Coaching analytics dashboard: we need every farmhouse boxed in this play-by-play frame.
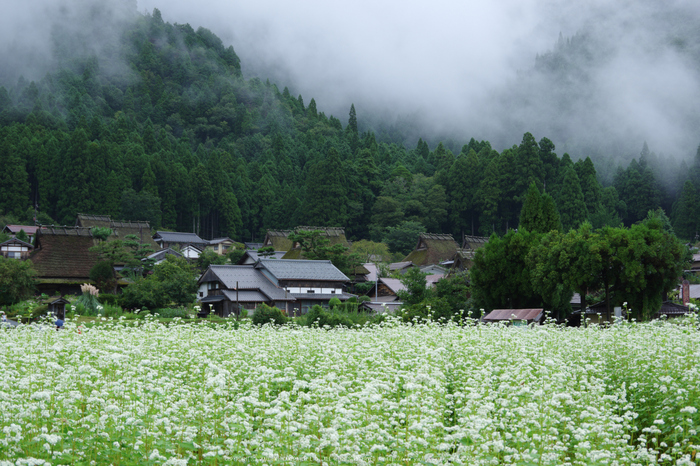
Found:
[0,237,33,260]
[403,233,459,266]
[198,259,353,317]
[30,226,100,295]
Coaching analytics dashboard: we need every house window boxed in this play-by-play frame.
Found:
[307,289,315,293]
[199,292,204,297]
[330,290,335,294]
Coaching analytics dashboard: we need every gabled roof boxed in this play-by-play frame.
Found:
[461,235,489,250]
[256,259,350,282]
[0,238,34,249]
[30,228,99,280]
[3,225,42,235]
[266,226,350,257]
[263,230,293,250]
[154,231,207,245]
[146,247,183,263]
[379,277,407,295]
[208,237,233,245]
[200,265,289,301]
[75,214,157,248]
[403,233,459,266]
[389,261,415,272]
[238,250,286,264]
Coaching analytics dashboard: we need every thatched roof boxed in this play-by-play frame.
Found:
[76,214,157,249]
[267,226,350,259]
[403,233,458,266]
[263,230,293,251]
[30,227,99,281]
[461,235,489,250]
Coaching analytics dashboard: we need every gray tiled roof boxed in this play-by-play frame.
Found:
[154,231,206,244]
[208,265,289,300]
[239,250,287,264]
[257,259,349,282]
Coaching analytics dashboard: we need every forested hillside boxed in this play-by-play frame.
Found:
[1,7,700,245]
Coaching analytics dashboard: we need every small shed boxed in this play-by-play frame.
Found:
[482,308,544,325]
[48,297,70,320]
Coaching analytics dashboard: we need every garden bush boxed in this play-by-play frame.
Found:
[252,304,287,325]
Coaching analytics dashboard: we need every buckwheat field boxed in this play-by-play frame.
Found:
[1,318,699,465]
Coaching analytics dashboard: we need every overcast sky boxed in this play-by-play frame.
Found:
[1,0,699,158]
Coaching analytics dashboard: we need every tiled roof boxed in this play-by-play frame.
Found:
[3,225,42,235]
[222,289,292,303]
[238,250,286,264]
[208,237,233,245]
[30,228,99,280]
[205,265,289,300]
[379,278,407,295]
[257,259,349,282]
[483,309,544,322]
[154,231,207,245]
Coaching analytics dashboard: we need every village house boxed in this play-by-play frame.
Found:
[153,231,208,251]
[0,238,34,260]
[29,226,101,295]
[208,237,236,255]
[76,214,157,249]
[446,235,490,271]
[403,233,459,267]
[262,227,350,259]
[2,225,42,243]
[198,259,353,317]
[237,249,286,264]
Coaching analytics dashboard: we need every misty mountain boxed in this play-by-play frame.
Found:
[2,3,700,244]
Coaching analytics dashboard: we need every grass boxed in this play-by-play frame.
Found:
[0,317,699,465]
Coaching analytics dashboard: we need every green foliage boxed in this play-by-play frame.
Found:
[471,229,543,311]
[0,257,36,305]
[89,260,117,293]
[227,248,246,264]
[303,305,353,328]
[90,227,113,242]
[197,248,227,270]
[252,304,288,325]
[384,221,423,255]
[15,229,29,243]
[121,256,197,310]
[397,267,430,306]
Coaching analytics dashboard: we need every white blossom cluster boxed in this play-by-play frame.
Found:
[0,317,699,465]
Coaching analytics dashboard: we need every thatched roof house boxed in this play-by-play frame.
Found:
[263,226,349,259]
[76,214,157,249]
[30,226,100,295]
[403,233,458,266]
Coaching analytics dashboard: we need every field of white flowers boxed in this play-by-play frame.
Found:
[1,317,699,466]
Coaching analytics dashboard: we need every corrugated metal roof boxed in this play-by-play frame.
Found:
[257,259,349,282]
[483,309,544,322]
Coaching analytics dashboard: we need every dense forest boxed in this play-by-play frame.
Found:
[1,7,700,247]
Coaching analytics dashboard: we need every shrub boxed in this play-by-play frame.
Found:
[304,305,353,328]
[252,304,288,326]
[0,257,36,305]
[328,297,342,309]
[99,293,119,306]
[90,260,117,293]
